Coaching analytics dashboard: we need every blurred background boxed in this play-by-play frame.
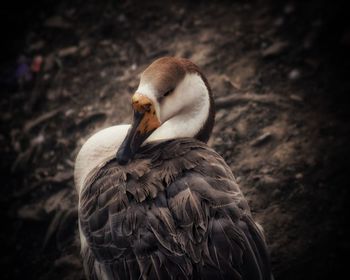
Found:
[1,0,349,279]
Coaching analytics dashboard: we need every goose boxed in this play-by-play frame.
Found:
[74,57,272,280]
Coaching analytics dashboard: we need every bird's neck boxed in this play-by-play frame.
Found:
[145,74,211,143]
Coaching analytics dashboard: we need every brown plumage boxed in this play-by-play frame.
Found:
[79,139,271,279]
[76,57,272,280]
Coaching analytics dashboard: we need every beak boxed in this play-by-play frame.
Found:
[116,93,160,164]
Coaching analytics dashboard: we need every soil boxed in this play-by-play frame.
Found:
[1,0,350,280]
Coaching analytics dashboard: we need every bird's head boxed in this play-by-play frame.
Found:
[116,57,215,164]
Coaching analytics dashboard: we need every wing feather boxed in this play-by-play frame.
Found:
[78,138,272,280]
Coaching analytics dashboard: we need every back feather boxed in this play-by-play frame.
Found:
[78,138,272,280]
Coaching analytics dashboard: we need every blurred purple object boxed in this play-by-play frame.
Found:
[16,55,33,86]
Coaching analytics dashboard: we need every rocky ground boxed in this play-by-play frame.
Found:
[1,0,350,279]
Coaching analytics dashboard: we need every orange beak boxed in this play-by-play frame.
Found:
[116,93,160,164]
[131,93,161,134]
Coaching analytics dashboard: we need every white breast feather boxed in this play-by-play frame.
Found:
[74,125,130,195]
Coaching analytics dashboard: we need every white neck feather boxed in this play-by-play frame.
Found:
[145,73,209,143]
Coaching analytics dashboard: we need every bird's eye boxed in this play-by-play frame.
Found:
[163,89,173,97]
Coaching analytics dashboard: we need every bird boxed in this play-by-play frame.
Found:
[74,57,272,280]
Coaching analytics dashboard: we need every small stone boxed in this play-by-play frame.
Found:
[43,73,51,80]
[65,109,75,117]
[289,94,303,102]
[274,17,284,26]
[31,134,45,146]
[117,14,127,22]
[58,46,78,57]
[251,132,273,147]
[262,41,289,57]
[288,69,301,80]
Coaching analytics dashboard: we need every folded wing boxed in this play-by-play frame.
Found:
[78,139,272,280]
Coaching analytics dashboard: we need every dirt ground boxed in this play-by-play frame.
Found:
[1,0,350,279]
